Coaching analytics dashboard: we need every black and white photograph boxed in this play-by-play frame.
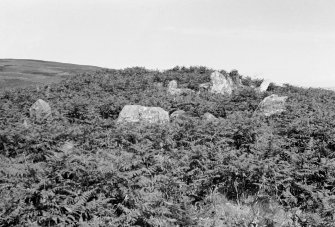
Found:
[1,0,335,226]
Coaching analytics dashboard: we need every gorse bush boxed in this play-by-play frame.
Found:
[1,67,335,226]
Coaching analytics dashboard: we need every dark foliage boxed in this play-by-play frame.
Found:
[1,66,335,226]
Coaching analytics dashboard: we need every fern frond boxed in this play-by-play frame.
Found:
[70,189,96,214]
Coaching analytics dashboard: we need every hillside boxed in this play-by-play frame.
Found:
[1,66,335,226]
[0,59,103,89]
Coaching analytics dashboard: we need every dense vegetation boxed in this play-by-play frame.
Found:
[1,66,335,226]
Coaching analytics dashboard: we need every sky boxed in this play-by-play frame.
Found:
[1,0,335,87]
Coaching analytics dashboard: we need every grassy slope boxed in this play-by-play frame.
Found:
[0,59,103,89]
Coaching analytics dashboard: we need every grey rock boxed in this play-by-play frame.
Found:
[167,80,194,95]
[256,94,288,116]
[29,99,51,122]
[230,70,242,87]
[117,105,169,124]
[199,82,211,91]
[168,80,178,90]
[54,141,75,159]
[257,80,271,92]
[170,110,188,121]
[154,82,163,89]
[45,85,51,98]
[60,141,74,154]
[23,119,29,128]
[202,112,217,121]
[210,71,240,95]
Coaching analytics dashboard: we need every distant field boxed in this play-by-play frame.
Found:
[324,87,335,91]
[0,59,103,89]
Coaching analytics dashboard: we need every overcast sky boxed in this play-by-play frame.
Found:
[1,0,335,87]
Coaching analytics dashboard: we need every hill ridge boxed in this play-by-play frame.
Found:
[0,59,104,89]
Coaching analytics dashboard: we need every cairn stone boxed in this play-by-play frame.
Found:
[45,85,51,98]
[199,82,211,91]
[117,105,169,124]
[255,94,288,116]
[258,80,271,92]
[210,71,240,95]
[230,70,242,86]
[29,99,51,122]
[154,82,163,89]
[60,141,74,154]
[202,112,217,121]
[167,80,194,95]
[23,119,29,128]
[170,110,189,121]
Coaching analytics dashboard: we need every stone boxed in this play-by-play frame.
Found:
[54,141,75,159]
[255,94,288,116]
[258,80,271,92]
[168,80,178,90]
[45,85,51,98]
[167,80,194,95]
[210,71,240,95]
[275,83,284,87]
[60,141,74,154]
[229,70,242,86]
[202,112,217,121]
[154,82,163,89]
[117,105,169,124]
[23,119,29,128]
[199,82,211,91]
[170,110,188,121]
[29,99,51,122]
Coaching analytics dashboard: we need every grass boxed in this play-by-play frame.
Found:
[0,59,103,89]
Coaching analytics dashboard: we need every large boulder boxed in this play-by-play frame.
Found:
[255,94,288,116]
[117,105,169,124]
[210,71,241,95]
[257,80,271,92]
[167,80,194,95]
[29,99,51,122]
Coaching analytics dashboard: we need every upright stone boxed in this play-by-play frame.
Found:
[258,80,271,92]
[168,80,181,95]
[230,70,242,87]
[167,80,194,95]
[210,71,235,95]
[256,94,288,116]
[117,105,169,124]
[23,119,29,128]
[45,85,51,98]
[29,99,51,122]
[168,80,178,90]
